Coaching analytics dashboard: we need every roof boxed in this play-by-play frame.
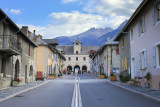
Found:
[27,31,47,46]
[0,8,37,47]
[43,39,59,45]
[114,0,148,41]
[57,45,99,55]
[73,39,82,44]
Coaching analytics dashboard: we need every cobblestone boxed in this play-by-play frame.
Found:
[0,80,47,100]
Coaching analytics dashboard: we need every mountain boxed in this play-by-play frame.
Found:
[54,20,128,46]
[96,20,128,46]
[54,27,113,46]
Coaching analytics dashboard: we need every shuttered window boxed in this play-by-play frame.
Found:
[139,50,147,70]
[158,45,160,66]
[153,1,160,24]
[138,16,145,35]
[153,46,156,67]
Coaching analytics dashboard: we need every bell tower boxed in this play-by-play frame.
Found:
[73,38,82,54]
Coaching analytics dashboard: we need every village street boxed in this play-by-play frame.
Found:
[0,73,159,107]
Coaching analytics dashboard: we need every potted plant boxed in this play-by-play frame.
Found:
[12,78,21,87]
[144,72,151,88]
[49,73,56,79]
[130,79,136,85]
[110,73,117,81]
[58,73,62,78]
[100,72,106,79]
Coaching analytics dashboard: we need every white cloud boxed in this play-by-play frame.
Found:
[10,9,21,15]
[84,0,142,17]
[19,11,126,39]
[62,0,78,3]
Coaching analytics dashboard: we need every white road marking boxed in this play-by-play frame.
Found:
[71,75,82,107]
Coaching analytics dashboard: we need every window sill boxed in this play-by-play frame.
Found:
[156,66,160,69]
[155,20,160,26]
[139,33,144,37]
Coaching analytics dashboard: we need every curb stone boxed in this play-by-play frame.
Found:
[0,81,48,103]
[107,81,160,103]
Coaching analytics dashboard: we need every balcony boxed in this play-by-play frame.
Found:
[0,35,22,56]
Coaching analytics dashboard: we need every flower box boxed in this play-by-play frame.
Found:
[12,81,19,87]
[110,75,117,81]
[49,75,54,79]
[100,75,105,79]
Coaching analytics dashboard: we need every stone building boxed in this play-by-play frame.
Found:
[90,37,120,77]
[57,39,99,73]
[0,9,37,89]
[21,27,65,78]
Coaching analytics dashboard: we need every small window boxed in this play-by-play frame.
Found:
[141,51,145,69]
[139,50,147,69]
[153,2,160,24]
[122,38,124,48]
[76,57,78,61]
[76,51,78,54]
[130,29,133,42]
[83,57,86,61]
[28,45,30,56]
[76,43,79,45]
[138,16,145,35]
[158,45,160,66]
[68,57,71,61]
[116,45,119,54]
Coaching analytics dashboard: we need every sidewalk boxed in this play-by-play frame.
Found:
[0,80,48,102]
[88,73,160,102]
[109,81,160,102]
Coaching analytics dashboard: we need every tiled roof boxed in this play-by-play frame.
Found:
[57,46,99,55]
[43,39,58,44]
[73,40,81,44]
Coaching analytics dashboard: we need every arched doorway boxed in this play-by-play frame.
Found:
[74,65,80,72]
[67,65,72,72]
[15,60,20,79]
[82,65,87,72]
[29,65,33,76]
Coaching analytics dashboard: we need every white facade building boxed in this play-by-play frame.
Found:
[57,40,99,73]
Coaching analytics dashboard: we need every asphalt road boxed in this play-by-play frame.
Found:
[0,73,160,107]
[0,82,74,107]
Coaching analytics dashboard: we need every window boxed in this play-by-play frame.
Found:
[68,57,71,61]
[83,57,86,61]
[76,43,79,45]
[139,50,147,70]
[76,51,78,54]
[76,57,78,61]
[158,45,160,66]
[153,1,160,24]
[28,45,30,56]
[153,44,160,67]
[116,45,119,54]
[122,38,124,48]
[138,16,145,35]
[130,29,133,42]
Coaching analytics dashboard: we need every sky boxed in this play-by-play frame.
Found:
[0,0,142,38]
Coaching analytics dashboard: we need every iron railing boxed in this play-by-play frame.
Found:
[0,35,22,54]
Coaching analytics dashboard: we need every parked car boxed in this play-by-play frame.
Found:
[36,71,44,81]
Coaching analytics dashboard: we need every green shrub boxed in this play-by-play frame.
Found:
[119,74,129,82]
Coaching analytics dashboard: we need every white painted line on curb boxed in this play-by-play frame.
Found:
[107,82,160,103]
[0,81,48,103]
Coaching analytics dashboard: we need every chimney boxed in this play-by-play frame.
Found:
[107,36,110,41]
[38,34,42,39]
[33,30,36,35]
[21,26,28,35]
